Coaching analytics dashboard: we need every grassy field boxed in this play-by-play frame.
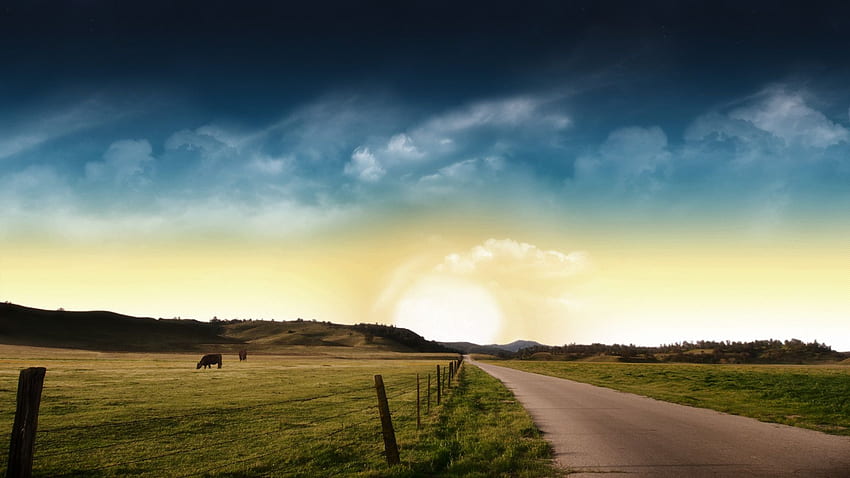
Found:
[488,360,850,436]
[0,346,557,477]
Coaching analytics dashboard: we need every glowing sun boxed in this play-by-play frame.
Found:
[393,275,503,344]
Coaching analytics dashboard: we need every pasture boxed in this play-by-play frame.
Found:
[489,360,850,435]
[0,346,558,477]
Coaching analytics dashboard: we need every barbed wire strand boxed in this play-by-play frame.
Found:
[38,373,438,476]
[39,383,377,434]
[39,398,380,459]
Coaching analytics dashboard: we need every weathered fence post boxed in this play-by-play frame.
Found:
[427,373,431,414]
[447,362,452,389]
[436,365,441,405]
[7,367,46,478]
[373,375,400,465]
[416,373,421,430]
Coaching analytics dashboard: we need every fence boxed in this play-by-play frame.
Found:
[3,356,464,477]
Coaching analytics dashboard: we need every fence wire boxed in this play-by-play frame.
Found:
[38,383,377,435]
[18,360,465,477]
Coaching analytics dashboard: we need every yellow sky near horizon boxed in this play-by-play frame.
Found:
[2,219,848,350]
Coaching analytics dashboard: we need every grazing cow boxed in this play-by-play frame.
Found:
[238,349,247,361]
[197,353,222,369]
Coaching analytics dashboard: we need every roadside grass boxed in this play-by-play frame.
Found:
[490,360,850,436]
[0,346,559,477]
[385,364,561,477]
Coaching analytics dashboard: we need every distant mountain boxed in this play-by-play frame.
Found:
[439,339,546,356]
[494,340,544,353]
[440,342,507,356]
[0,302,452,354]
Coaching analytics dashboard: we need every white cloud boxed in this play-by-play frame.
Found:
[0,173,361,243]
[573,126,670,194]
[165,126,243,170]
[436,238,589,278]
[247,155,291,175]
[420,159,480,184]
[729,88,849,149]
[411,157,507,199]
[378,94,569,170]
[0,98,122,160]
[344,147,385,182]
[0,165,71,207]
[385,133,423,159]
[0,134,46,160]
[0,165,77,240]
[266,94,404,164]
[86,139,155,185]
[166,128,225,152]
[329,93,569,187]
[421,96,571,133]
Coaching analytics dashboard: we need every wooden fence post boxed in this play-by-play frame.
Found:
[373,375,400,465]
[426,373,431,414]
[416,373,421,430]
[7,367,46,478]
[436,365,441,405]
[447,362,452,389]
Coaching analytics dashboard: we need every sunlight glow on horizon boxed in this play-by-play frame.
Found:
[3,224,847,351]
[393,275,503,344]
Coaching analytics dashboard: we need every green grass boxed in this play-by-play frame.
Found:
[0,346,558,477]
[390,365,561,477]
[489,360,850,435]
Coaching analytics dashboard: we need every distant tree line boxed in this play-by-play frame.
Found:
[515,339,847,364]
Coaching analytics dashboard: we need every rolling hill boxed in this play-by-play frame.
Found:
[0,302,452,354]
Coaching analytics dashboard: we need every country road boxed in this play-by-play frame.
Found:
[471,357,850,477]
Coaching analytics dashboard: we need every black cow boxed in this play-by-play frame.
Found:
[197,353,222,369]
[238,349,247,361]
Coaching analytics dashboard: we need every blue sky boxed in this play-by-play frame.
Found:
[2,1,849,347]
[2,73,848,241]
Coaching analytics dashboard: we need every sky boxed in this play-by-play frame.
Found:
[1,1,849,349]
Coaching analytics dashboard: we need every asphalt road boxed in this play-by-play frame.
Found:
[471,357,850,477]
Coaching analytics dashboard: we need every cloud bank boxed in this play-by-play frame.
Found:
[1,85,848,241]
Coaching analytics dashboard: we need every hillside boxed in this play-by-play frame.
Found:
[0,302,235,351]
[221,320,452,353]
[0,302,451,354]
